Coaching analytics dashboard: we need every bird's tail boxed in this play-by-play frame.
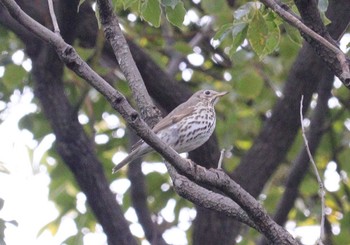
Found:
[112,154,134,173]
[112,145,151,173]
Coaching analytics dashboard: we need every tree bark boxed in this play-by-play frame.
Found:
[31,45,137,245]
[0,1,137,244]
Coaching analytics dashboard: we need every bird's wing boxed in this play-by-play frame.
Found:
[130,104,195,151]
[116,104,194,171]
[131,139,144,151]
[152,104,195,133]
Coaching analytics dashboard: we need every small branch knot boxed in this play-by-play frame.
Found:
[63,45,74,57]
[57,45,78,69]
[130,112,139,122]
[344,77,350,88]
[113,96,123,105]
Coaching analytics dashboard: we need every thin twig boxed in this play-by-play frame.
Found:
[47,0,60,35]
[0,1,299,243]
[217,148,225,169]
[299,95,325,244]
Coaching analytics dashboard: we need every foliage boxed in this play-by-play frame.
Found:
[0,0,350,244]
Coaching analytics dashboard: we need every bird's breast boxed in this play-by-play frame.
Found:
[171,107,216,152]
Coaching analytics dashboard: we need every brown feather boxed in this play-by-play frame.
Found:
[113,89,228,173]
[131,97,198,151]
[130,106,196,151]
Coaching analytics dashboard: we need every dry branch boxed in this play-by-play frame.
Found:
[0,0,299,243]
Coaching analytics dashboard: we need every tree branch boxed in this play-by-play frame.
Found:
[232,0,350,199]
[258,55,334,245]
[230,0,350,240]
[300,95,326,242]
[260,0,350,85]
[275,68,332,223]
[47,0,60,34]
[96,0,161,127]
[0,1,140,244]
[166,162,259,231]
[127,130,167,245]
[70,4,236,243]
[0,0,299,243]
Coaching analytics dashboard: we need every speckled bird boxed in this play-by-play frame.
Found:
[112,89,228,173]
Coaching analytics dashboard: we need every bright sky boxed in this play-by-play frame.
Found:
[0,32,349,245]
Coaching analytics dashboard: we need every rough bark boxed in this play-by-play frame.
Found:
[258,61,334,245]
[0,0,349,244]
[229,0,350,240]
[231,0,349,199]
[32,45,137,245]
[0,1,137,244]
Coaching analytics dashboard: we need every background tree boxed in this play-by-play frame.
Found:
[0,0,350,244]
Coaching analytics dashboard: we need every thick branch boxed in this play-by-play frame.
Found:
[33,45,137,245]
[166,163,259,231]
[260,0,350,85]
[0,1,140,244]
[177,164,299,244]
[230,0,350,239]
[1,0,298,243]
[127,130,167,245]
[232,0,350,198]
[70,4,233,244]
[96,0,161,126]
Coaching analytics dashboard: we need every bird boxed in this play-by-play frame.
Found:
[112,89,228,173]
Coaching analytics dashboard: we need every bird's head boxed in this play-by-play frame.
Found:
[194,89,229,106]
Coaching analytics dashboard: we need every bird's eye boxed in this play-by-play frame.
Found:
[204,90,211,95]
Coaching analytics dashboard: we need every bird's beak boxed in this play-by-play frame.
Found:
[211,91,228,105]
[215,91,229,98]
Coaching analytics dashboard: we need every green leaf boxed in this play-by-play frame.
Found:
[262,20,280,55]
[165,2,186,28]
[141,0,161,27]
[247,9,268,57]
[229,23,248,56]
[173,41,192,54]
[19,113,52,140]
[94,4,101,29]
[233,2,255,20]
[214,23,234,42]
[161,0,180,9]
[201,0,226,14]
[284,22,302,46]
[318,0,329,12]
[320,11,332,25]
[232,22,248,37]
[65,230,84,245]
[77,0,85,12]
[235,70,264,99]
[121,0,138,9]
[1,64,27,91]
[235,139,253,150]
